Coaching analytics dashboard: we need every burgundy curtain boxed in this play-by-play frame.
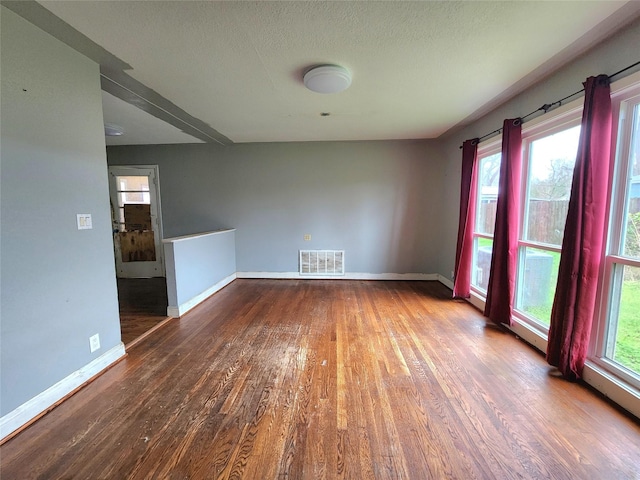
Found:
[547,75,612,380]
[453,139,479,298]
[484,119,522,326]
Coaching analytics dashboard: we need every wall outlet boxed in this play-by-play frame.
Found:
[89,333,100,353]
[303,234,311,241]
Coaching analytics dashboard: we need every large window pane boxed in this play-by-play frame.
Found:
[516,247,560,326]
[525,126,580,246]
[606,264,640,376]
[515,124,579,329]
[476,153,500,236]
[472,237,493,292]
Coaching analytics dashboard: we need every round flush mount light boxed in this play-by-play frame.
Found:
[104,123,124,136]
[303,65,352,94]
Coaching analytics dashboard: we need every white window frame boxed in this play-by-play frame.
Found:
[465,72,640,418]
[512,107,583,333]
[590,77,640,391]
[470,141,502,295]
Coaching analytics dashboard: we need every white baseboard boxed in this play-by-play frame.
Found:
[509,319,549,353]
[167,272,445,317]
[167,273,236,318]
[582,362,640,420]
[437,274,454,290]
[468,291,486,311]
[0,343,126,442]
[236,272,440,281]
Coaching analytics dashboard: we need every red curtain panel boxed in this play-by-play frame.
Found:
[547,75,612,380]
[453,139,479,298]
[484,119,522,326]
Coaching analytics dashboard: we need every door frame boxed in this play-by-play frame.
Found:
[108,165,165,278]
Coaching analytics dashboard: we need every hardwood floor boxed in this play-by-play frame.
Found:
[117,277,169,346]
[2,280,639,479]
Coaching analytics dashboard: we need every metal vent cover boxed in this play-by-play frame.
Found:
[299,250,344,276]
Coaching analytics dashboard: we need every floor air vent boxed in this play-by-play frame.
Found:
[299,250,345,276]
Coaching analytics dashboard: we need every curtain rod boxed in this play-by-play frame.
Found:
[459,60,640,149]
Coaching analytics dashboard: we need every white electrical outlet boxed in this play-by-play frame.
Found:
[89,333,100,353]
[303,234,311,241]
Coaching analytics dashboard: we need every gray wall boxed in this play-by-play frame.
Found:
[107,141,445,274]
[1,7,122,415]
[436,17,640,283]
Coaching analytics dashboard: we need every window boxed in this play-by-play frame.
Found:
[469,115,581,321]
[466,73,640,415]
[114,175,151,232]
[471,147,501,292]
[515,121,581,329]
[595,85,640,387]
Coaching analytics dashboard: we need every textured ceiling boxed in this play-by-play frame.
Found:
[34,1,640,144]
[102,91,205,146]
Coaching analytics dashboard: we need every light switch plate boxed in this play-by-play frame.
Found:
[77,214,92,230]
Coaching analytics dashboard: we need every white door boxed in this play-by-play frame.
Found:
[108,166,164,278]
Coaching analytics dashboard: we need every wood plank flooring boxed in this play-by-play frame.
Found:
[2,280,639,479]
[117,277,169,346]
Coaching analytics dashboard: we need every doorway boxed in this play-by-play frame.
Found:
[117,277,169,346]
[108,165,169,346]
[109,165,164,277]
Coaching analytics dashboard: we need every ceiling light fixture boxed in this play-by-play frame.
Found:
[303,65,352,94]
[104,123,124,136]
